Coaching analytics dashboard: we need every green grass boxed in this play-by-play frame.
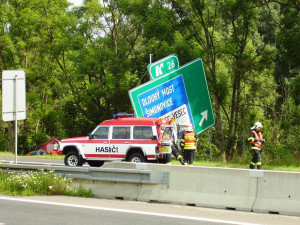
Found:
[0,169,93,197]
[0,151,64,160]
[170,159,300,171]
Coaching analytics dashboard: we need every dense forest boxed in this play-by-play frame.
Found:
[0,0,299,164]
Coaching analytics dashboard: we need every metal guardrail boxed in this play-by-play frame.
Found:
[0,163,170,185]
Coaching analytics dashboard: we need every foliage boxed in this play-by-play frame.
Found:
[0,169,93,197]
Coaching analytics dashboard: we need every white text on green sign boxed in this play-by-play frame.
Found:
[147,53,180,80]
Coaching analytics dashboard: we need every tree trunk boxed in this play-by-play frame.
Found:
[214,93,227,162]
[232,69,242,156]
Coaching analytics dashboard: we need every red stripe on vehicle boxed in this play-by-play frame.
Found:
[84,154,126,159]
[130,140,157,144]
[85,154,110,158]
[109,154,126,158]
[147,155,156,159]
[110,140,130,144]
[62,140,87,144]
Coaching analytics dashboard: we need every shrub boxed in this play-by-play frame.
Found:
[0,169,93,197]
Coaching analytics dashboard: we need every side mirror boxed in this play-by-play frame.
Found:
[89,134,93,139]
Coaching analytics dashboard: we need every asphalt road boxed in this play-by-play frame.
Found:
[1,196,300,225]
[0,196,242,225]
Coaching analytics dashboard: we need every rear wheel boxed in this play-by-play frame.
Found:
[64,151,83,166]
[164,154,172,164]
[128,152,146,163]
[87,160,104,167]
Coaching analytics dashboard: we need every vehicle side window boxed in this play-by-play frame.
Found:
[133,126,153,140]
[93,127,109,139]
[112,127,130,139]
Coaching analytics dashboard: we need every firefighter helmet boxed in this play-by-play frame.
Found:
[186,124,193,132]
[251,121,263,130]
[255,122,263,128]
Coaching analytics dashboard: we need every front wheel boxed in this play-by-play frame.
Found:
[87,160,104,167]
[128,152,146,163]
[64,151,83,166]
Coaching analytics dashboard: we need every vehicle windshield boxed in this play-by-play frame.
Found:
[162,126,174,140]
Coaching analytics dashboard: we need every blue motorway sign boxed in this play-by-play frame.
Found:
[137,75,193,124]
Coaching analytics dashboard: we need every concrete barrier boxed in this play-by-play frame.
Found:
[103,162,300,216]
[74,179,142,201]
[253,170,300,216]
[104,163,257,211]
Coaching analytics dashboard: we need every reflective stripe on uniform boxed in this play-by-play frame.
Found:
[250,130,263,148]
[248,137,255,142]
[251,161,261,166]
[182,131,197,150]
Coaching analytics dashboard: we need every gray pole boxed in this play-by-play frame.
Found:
[14,75,18,164]
[208,130,212,162]
[150,54,153,64]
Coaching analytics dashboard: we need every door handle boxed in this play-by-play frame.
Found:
[125,142,129,144]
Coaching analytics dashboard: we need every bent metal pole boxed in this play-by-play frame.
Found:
[14,74,18,164]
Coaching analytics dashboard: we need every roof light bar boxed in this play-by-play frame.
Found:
[112,113,134,119]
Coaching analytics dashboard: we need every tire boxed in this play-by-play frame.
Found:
[164,154,172,164]
[87,160,104,167]
[128,152,146,163]
[64,151,83,166]
[158,154,171,164]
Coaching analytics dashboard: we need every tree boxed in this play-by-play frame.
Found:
[168,0,228,161]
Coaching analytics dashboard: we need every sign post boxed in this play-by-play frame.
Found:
[130,58,215,134]
[2,70,26,164]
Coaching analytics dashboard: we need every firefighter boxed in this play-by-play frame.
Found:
[163,129,185,165]
[180,124,198,165]
[248,122,265,169]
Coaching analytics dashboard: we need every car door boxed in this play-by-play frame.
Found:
[84,126,110,161]
[110,126,131,160]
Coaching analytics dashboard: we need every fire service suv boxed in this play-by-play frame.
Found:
[58,113,177,167]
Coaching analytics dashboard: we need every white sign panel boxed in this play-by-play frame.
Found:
[2,70,26,121]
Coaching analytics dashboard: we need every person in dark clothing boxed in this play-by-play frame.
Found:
[163,128,185,165]
[180,124,198,165]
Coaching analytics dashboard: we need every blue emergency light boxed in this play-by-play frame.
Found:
[112,113,134,119]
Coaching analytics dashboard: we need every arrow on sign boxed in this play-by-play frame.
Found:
[199,110,208,127]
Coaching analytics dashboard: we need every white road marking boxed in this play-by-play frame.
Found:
[0,196,260,225]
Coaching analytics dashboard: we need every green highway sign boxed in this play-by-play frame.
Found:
[129,58,215,134]
[148,53,180,80]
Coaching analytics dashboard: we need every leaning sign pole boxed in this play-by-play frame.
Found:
[2,70,26,164]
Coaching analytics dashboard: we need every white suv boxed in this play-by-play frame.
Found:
[59,114,176,167]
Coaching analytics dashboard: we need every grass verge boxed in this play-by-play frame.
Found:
[0,169,93,197]
[170,160,300,171]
